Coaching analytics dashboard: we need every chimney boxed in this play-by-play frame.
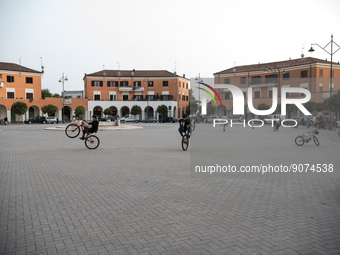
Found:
[183,74,185,78]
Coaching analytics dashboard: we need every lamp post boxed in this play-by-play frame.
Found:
[59,73,68,124]
[309,34,340,128]
[195,73,203,114]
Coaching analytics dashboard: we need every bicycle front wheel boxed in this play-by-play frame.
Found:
[181,135,189,151]
[313,136,320,146]
[65,124,80,138]
[295,136,304,146]
[85,135,100,149]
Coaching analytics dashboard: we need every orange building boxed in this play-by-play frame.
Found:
[83,70,189,119]
[0,62,87,123]
[213,57,340,117]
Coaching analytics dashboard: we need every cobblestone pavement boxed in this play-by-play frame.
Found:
[0,123,339,255]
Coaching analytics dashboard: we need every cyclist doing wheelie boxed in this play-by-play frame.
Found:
[178,114,191,137]
[80,115,99,140]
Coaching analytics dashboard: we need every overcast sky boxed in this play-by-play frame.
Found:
[1,0,340,94]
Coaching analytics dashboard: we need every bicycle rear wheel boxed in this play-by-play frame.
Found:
[181,135,189,151]
[295,136,304,146]
[313,136,320,146]
[65,124,80,138]
[85,135,100,149]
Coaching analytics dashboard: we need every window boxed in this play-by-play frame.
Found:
[182,82,184,88]
[330,70,334,78]
[109,94,116,101]
[179,82,181,87]
[134,95,143,100]
[240,77,246,84]
[147,95,154,100]
[182,95,185,101]
[91,81,103,87]
[301,70,308,78]
[26,93,33,99]
[162,95,169,100]
[186,83,188,89]
[120,81,129,87]
[123,95,129,101]
[94,95,101,101]
[265,74,277,83]
[147,81,154,87]
[319,84,323,92]
[225,92,231,100]
[26,77,33,84]
[283,72,290,80]
[7,76,14,83]
[163,81,169,87]
[186,96,188,101]
[7,92,15,98]
[319,69,323,77]
[224,78,230,84]
[107,81,118,87]
[269,90,272,98]
[251,76,261,84]
[134,81,141,87]
[254,91,260,98]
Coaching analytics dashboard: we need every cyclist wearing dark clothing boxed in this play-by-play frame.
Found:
[178,114,191,137]
[80,115,99,140]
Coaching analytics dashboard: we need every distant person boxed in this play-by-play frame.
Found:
[4,117,8,125]
[276,118,281,131]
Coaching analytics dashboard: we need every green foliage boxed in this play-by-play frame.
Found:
[324,91,340,113]
[41,104,57,116]
[52,93,61,98]
[131,105,141,115]
[41,88,52,99]
[207,103,216,116]
[303,101,316,113]
[156,105,168,118]
[74,107,85,117]
[316,101,325,112]
[257,103,270,110]
[11,102,28,122]
[286,104,296,118]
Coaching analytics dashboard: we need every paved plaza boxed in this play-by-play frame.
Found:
[0,122,340,255]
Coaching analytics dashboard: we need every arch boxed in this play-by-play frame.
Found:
[173,106,177,119]
[93,106,103,118]
[144,106,154,117]
[216,105,227,117]
[28,105,40,118]
[109,106,118,117]
[0,104,7,120]
[62,105,72,123]
[120,106,130,117]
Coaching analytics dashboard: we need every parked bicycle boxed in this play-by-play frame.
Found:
[295,129,319,146]
[65,120,100,149]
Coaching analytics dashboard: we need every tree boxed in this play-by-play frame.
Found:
[131,105,142,115]
[286,104,296,118]
[74,107,85,118]
[189,88,195,100]
[41,88,52,99]
[304,101,316,114]
[11,102,28,123]
[207,103,216,116]
[103,108,113,116]
[156,105,168,120]
[41,104,57,116]
[316,102,326,112]
[257,103,270,110]
[52,93,61,98]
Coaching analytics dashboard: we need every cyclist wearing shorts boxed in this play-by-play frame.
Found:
[80,115,99,140]
[178,114,191,137]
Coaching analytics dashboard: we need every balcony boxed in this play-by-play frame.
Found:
[119,86,145,92]
[249,82,277,88]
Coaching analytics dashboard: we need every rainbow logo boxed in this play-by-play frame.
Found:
[197,82,222,106]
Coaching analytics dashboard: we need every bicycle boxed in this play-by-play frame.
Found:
[295,129,319,146]
[65,120,100,149]
[179,120,191,151]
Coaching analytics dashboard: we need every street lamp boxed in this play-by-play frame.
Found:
[195,74,203,114]
[59,73,68,124]
[309,34,340,128]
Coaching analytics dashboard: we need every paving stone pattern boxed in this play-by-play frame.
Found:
[0,123,339,255]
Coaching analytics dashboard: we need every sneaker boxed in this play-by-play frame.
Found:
[79,137,85,140]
